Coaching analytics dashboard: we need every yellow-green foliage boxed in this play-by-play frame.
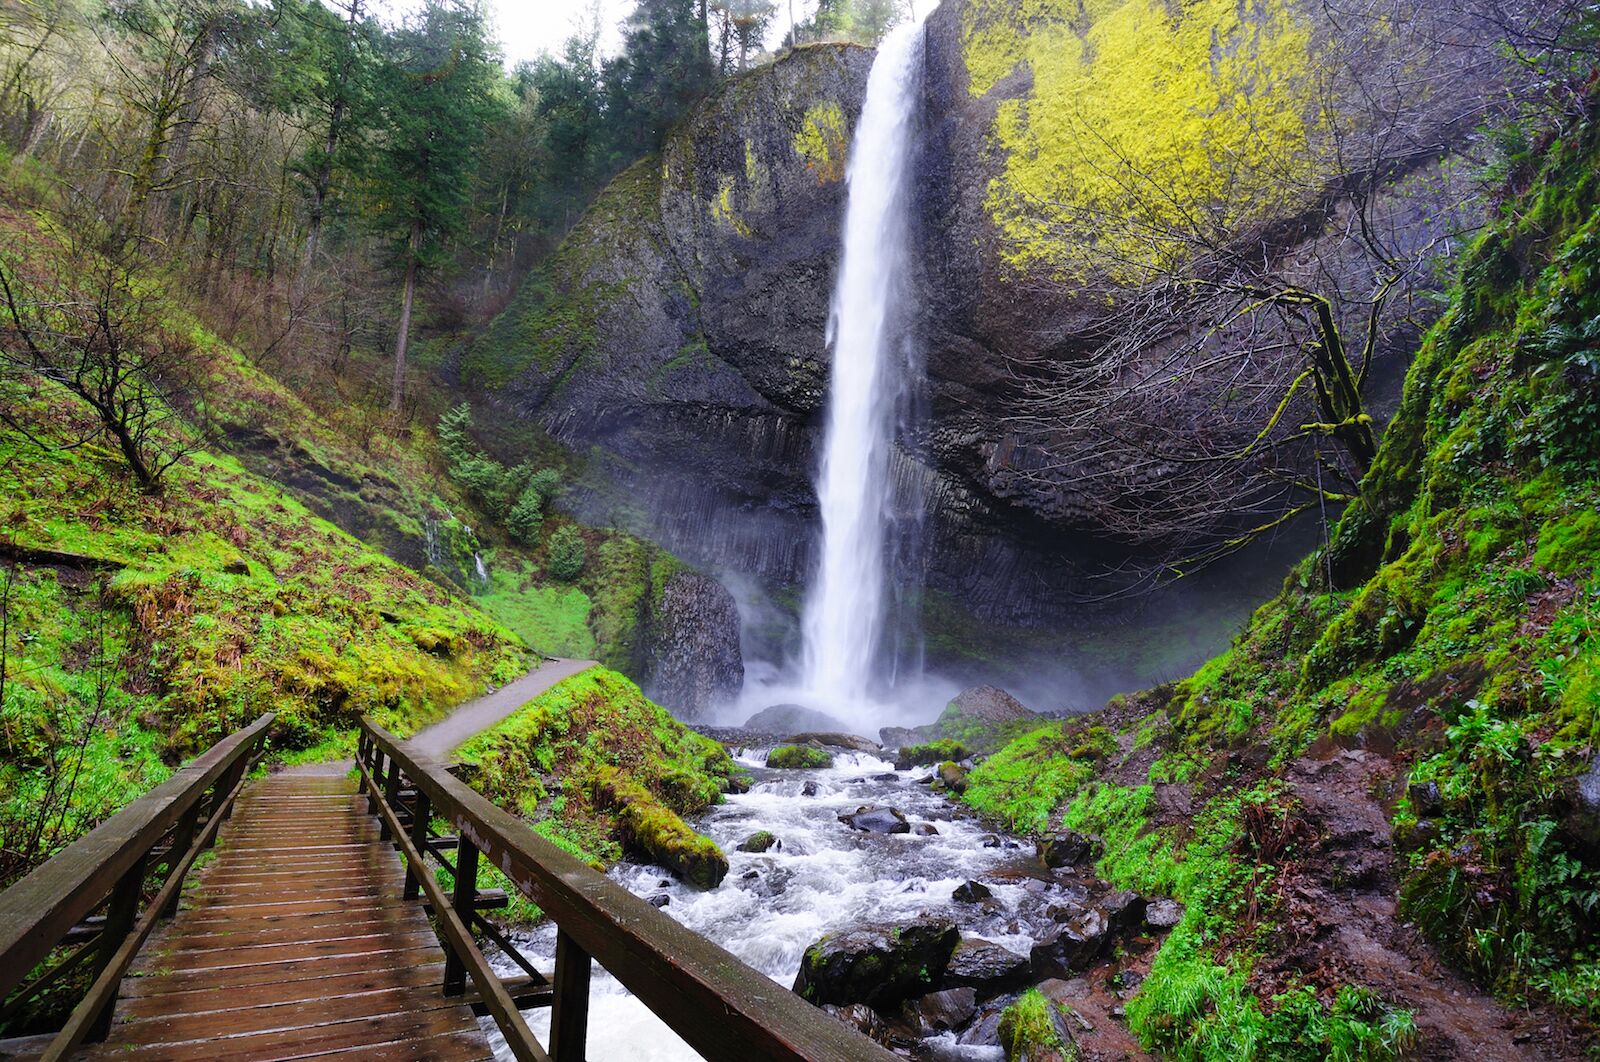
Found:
[455,668,744,884]
[793,102,848,183]
[961,0,1317,276]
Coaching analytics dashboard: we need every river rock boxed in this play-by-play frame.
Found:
[941,937,1031,997]
[912,822,940,836]
[642,571,743,720]
[801,780,821,797]
[794,915,961,1008]
[736,830,778,853]
[900,987,978,1035]
[1039,829,1101,869]
[1100,889,1148,935]
[1030,906,1112,977]
[744,704,853,735]
[647,894,670,908]
[879,725,930,751]
[1145,898,1184,929]
[822,1002,887,1041]
[937,761,969,794]
[839,806,910,834]
[952,880,992,903]
[787,730,880,753]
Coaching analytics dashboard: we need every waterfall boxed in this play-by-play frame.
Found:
[799,20,926,719]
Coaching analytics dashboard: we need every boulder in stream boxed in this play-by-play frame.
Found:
[736,830,778,853]
[941,937,1031,997]
[794,915,960,1008]
[786,731,881,754]
[767,744,834,769]
[952,880,992,903]
[899,987,977,1036]
[1029,906,1111,977]
[1039,829,1102,869]
[838,805,910,834]
[745,704,853,735]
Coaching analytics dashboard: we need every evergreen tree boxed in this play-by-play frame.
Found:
[599,0,714,164]
[367,0,503,412]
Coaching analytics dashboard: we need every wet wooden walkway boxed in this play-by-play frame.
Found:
[80,773,491,1061]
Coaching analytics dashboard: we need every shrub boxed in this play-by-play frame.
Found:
[547,526,587,581]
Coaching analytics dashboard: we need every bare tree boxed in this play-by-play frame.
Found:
[0,230,208,493]
[995,0,1545,590]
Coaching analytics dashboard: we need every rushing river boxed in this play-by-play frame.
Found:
[484,749,1039,1061]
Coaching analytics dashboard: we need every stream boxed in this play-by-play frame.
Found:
[483,748,1041,1061]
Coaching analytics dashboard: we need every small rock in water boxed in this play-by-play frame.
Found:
[647,894,670,908]
[952,880,992,903]
[736,830,778,853]
[741,869,759,881]
[1145,898,1184,929]
[872,772,901,782]
[801,780,821,797]
[978,833,1003,848]
[912,822,940,836]
[656,879,672,888]
[838,806,910,834]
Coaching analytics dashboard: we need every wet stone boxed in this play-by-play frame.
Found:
[647,894,670,908]
[839,805,910,834]
[1039,829,1102,869]
[953,880,992,903]
[912,822,940,836]
[1145,898,1183,929]
[941,937,1031,997]
[794,915,960,1008]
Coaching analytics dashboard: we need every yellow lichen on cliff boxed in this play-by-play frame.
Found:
[793,102,849,184]
[964,0,1319,277]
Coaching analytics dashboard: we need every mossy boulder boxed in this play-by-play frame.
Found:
[792,915,960,1008]
[932,687,1039,755]
[594,767,728,889]
[767,744,833,769]
[895,738,969,769]
[736,830,778,853]
[457,668,745,878]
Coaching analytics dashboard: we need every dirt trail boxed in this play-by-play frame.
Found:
[1276,749,1587,1061]
[282,658,595,777]
[408,657,595,759]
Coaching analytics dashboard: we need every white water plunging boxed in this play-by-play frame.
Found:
[800,19,926,720]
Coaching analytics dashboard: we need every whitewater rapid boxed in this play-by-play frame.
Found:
[485,751,1035,1061]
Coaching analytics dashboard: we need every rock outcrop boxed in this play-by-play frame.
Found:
[642,570,743,718]
[465,1,1522,635]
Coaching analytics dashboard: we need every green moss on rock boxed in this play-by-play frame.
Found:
[767,744,834,769]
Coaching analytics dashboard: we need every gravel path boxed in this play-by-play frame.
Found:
[407,657,596,760]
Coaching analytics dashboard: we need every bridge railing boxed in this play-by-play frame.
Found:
[357,716,900,1062]
[0,712,275,1059]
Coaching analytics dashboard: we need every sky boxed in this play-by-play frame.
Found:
[485,1,820,68]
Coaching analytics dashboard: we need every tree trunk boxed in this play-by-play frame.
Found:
[390,221,421,414]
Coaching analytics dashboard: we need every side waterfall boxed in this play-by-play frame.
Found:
[799,19,925,719]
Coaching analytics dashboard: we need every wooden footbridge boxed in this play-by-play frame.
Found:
[0,714,896,1061]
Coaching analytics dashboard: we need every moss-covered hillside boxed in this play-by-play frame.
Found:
[455,668,747,900]
[964,97,1600,1058]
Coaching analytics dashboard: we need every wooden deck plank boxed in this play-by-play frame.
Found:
[90,773,489,1061]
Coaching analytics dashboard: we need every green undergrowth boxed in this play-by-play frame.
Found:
[963,90,1600,1062]
[454,668,746,889]
[0,387,526,881]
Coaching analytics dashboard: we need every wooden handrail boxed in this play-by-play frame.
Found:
[359,717,900,1062]
[0,713,275,1002]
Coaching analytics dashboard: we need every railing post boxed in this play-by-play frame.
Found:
[550,929,591,1062]
[365,746,385,815]
[380,757,400,842]
[87,853,145,1041]
[404,790,431,901]
[161,804,200,918]
[443,838,478,996]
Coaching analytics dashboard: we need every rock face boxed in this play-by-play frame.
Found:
[793,915,960,1008]
[466,2,1520,633]
[642,571,743,719]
